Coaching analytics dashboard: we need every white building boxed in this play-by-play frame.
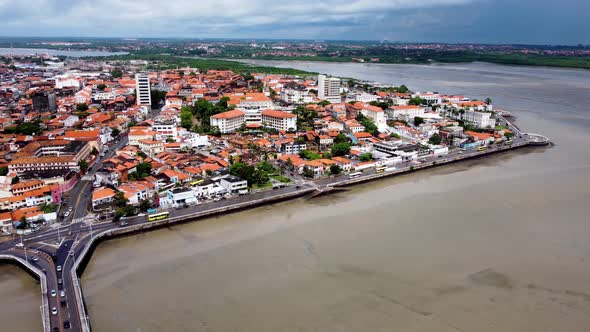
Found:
[219,175,248,193]
[387,105,426,120]
[151,121,178,141]
[135,73,151,106]
[348,93,378,103]
[261,109,297,131]
[166,187,198,207]
[54,76,80,90]
[210,110,245,134]
[318,74,341,103]
[181,133,210,148]
[462,110,496,128]
[281,88,314,104]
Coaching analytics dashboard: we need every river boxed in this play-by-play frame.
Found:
[3,61,590,331]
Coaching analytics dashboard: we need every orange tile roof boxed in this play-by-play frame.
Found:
[261,109,296,119]
[92,188,117,201]
[211,110,245,119]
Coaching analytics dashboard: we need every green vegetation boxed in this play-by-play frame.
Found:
[390,133,401,139]
[78,160,89,173]
[334,133,350,144]
[292,105,318,130]
[103,54,315,76]
[271,175,291,183]
[329,164,342,175]
[151,89,167,106]
[331,142,351,156]
[229,161,275,187]
[299,150,321,160]
[0,166,8,176]
[414,116,425,126]
[39,203,58,213]
[409,97,425,106]
[110,67,123,78]
[356,113,378,135]
[111,128,120,137]
[302,166,315,178]
[129,161,152,180]
[359,153,372,162]
[180,97,234,133]
[428,133,442,145]
[3,122,42,136]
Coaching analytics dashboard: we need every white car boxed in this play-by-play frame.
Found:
[51,290,56,297]
[57,265,62,272]
[15,243,23,248]
[32,256,39,262]
[60,290,65,297]
[51,307,58,315]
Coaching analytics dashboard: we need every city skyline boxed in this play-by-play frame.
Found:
[0,0,589,45]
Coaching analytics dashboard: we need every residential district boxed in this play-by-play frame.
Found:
[0,53,517,236]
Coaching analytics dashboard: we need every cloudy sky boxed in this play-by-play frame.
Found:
[0,0,588,44]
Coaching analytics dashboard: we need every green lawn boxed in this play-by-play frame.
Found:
[271,175,291,183]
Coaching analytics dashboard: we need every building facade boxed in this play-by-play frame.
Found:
[135,73,151,106]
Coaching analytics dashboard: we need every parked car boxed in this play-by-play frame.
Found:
[60,290,65,297]
[51,307,57,315]
[63,320,70,329]
[57,265,62,272]
[51,289,56,297]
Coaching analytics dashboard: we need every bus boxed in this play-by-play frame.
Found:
[376,166,386,173]
[147,211,170,222]
[477,146,488,152]
[348,172,363,179]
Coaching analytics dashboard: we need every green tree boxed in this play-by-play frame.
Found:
[111,68,123,78]
[137,151,147,159]
[397,85,409,93]
[76,103,89,112]
[151,90,167,106]
[334,133,349,144]
[390,133,401,139]
[299,150,321,160]
[0,166,8,176]
[359,153,372,162]
[322,151,332,159]
[428,133,442,145]
[180,106,193,129]
[409,96,424,105]
[78,160,89,172]
[11,175,19,184]
[331,143,351,157]
[139,199,152,212]
[39,203,58,213]
[97,84,107,91]
[329,164,342,175]
[135,161,152,179]
[414,116,425,126]
[114,191,129,208]
[111,128,121,137]
[302,166,315,178]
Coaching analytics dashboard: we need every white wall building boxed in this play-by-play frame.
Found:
[135,73,151,106]
[462,110,496,128]
[261,109,297,131]
[219,175,248,193]
[151,121,178,141]
[318,74,341,103]
[281,88,314,104]
[210,110,245,134]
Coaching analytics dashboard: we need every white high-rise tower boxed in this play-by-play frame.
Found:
[135,73,151,106]
[317,74,341,103]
